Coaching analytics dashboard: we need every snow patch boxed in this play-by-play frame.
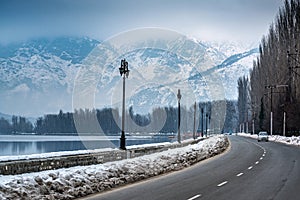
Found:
[0,135,228,199]
[238,133,300,146]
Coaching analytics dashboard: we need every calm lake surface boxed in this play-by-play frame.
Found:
[0,134,174,156]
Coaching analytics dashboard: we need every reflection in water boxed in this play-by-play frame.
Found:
[0,136,172,156]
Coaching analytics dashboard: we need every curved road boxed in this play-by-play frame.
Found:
[81,136,300,200]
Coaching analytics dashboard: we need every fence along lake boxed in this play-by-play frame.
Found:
[0,134,175,156]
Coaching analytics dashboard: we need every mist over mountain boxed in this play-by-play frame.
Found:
[0,37,258,117]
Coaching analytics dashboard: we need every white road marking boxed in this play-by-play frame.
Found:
[187,194,202,200]
[217,181,228,187]
[255,161,259,165]
[262,154,265,157]
[237,173,244,177]
[260,157,263,160]
[248,166,253,170]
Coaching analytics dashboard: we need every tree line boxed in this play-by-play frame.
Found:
[0,100,238,135]
[238,0,300,136]
[0,116,33,134]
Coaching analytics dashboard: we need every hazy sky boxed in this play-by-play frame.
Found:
[0,0,284,44]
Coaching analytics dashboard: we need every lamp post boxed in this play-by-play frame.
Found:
[205,113,208,137]
[177,89,182,143]
[208,115,211,135]
[119,59,130,150]
[201,108,204,137]
[283,111,286,137]
[193,102,197,140]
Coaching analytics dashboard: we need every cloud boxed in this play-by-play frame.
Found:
[0,0,284,44]
[10,84,30,94]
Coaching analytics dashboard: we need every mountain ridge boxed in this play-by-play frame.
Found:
[0,36,258,117]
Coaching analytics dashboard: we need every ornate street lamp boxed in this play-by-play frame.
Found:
[177,89,182,143]
[119,59,130,150]
[201,108,204,137]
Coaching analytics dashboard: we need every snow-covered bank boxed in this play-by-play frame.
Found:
[238,133,300,146]
[0,135,228,200]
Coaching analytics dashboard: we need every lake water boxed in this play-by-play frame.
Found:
[0,134,175,156]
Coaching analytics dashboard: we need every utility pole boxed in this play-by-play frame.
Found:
[252,119,255,135]
[265,84,288,136]
[270,86,273,136]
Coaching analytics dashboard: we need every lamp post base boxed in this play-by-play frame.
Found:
[120,131,126,150]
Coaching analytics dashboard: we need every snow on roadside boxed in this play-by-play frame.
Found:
[0,135,228,200]
[238,133,300,146]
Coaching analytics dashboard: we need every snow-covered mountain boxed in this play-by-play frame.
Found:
[0,37,258,117]
[0,37,99,116]
[0,112,11,121]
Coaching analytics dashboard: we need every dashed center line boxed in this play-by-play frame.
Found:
[236,172,244,177]
[188,138,267,200]
[217,181,228,187]
[187,194,201,200]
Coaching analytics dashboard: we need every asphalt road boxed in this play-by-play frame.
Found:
[81,136,300,200]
